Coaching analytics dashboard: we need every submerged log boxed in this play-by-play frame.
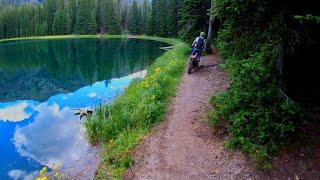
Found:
[73,108,93,120]
[159,46,175,51]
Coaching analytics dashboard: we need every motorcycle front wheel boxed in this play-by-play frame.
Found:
[188,62,193,74]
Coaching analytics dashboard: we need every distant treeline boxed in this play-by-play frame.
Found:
[0,0,210,41]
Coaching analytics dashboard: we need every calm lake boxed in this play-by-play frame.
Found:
[0,38,167,179]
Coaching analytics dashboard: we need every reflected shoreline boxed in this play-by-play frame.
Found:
[0,38,166,102]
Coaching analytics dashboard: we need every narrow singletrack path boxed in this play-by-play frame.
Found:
[123,54,320,180]
[124,55,255,179]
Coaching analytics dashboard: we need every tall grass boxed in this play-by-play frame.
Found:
[85,36,189,179]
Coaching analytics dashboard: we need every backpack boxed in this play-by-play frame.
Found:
[196,37,204,50]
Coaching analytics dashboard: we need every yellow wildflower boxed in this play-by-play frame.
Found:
[141,81,149,88]
[40,167,47,174]
[155,67,161,73]
[54,172,61,177]
[36,177,48,180]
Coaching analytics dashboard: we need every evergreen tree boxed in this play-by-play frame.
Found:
[129,0,140,34]
[53,0,70,35]
[119,1,130,32]
[157,0,168,36]
[43,0,56,35]
[178,0,210,41]
[141,0,151,34]
[34,4,46,36]
[150,0,158,35]
[105,0,121,34]
[167,0,179,37]
[7,7,19,37]
[67,0,77,34]
[96,0,105,33]
[75,0,97,34]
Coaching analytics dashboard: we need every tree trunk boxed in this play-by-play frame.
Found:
[207,2,214,51]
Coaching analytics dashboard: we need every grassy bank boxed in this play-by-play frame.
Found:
[82,36,189,179]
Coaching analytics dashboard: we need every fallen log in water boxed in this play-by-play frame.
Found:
[159,46,175,51]
[73,108,93,120]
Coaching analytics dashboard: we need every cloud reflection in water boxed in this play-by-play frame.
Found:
[13,103,100,178]
[0,101,35,122]
[0,70,146,179]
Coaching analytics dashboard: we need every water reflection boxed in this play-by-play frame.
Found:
[0,101,35,122]
[13,103,99,179]
[0,38,164,102]
[0,37,165,179]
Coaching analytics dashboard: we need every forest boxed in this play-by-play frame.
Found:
[0,0,210,41]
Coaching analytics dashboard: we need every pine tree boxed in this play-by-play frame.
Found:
[75,0,97,34]
[167,0,179,37]
[53,0,70,35]
[150,0,158,35]
[34,4,46,36]
[96,0,105,33]
[129,0,140,34]
[157,0,168,36]
[141,0,151,34]
[43,0,56,35]
[178,0,211,41]
[119,1,130,32]
[67,0,77,34]
[105,0,121,34]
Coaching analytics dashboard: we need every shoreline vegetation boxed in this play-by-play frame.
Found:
[0,35,189,179]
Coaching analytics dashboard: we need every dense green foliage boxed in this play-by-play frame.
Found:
[85,36,188,178]
[209,0,302,167]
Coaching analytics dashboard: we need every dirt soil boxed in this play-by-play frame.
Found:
[123,55,320,180]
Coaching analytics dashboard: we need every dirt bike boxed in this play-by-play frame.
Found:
[188,49,200,74]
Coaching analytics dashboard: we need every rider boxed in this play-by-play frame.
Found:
[191,32,206,61]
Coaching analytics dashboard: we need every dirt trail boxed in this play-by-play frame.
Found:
[124,55,255,179]
[124,55,320,180]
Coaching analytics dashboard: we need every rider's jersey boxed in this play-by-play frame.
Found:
[192,36,206,51]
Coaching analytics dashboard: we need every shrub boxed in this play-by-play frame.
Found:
[210,0,299,167]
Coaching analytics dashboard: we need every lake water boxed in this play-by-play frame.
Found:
[0,38,167,179]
